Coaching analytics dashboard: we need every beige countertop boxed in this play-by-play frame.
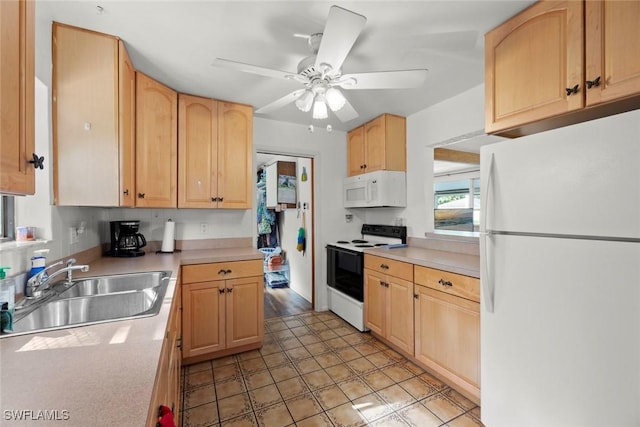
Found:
[364,246,480,278]
[0,247,262,427]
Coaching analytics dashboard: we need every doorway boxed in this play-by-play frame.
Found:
[256,153,315,318]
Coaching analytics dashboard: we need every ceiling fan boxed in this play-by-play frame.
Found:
[212,5,428,122]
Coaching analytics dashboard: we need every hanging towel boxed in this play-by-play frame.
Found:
[296,211,306,254]
[156,405,176,427]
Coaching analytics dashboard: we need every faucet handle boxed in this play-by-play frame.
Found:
[66,258,77,267]
[41,260,64,275]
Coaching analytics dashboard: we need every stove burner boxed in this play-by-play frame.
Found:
[336,240,349,244]
[374,243,388,246]
[355,244,374,248]
[352,239,368,243]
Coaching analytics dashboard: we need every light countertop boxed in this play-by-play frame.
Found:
[364,246,480,278]
[0,247,262,427]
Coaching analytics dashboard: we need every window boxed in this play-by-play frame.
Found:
[1,195,15,242]
[434,177,480,232]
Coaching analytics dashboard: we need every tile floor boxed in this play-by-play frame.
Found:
[181,311,482,427]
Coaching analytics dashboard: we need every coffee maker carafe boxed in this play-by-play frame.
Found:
[107,220,146,257]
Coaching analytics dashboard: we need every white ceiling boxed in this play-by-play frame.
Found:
[38,0,535,135]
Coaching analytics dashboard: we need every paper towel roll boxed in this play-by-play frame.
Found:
[160,219,175,253]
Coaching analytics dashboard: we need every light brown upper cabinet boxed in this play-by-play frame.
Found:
[135,72,177,208]
[1,0,35,195]
[53,23,135,206]
[178,95,253,209]
[485,0,640,137]
[347,114,406,176]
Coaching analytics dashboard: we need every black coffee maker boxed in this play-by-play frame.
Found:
[107,220,146,257]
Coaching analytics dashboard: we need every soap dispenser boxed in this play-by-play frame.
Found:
[0,267,15,309]
[28,249,50,280]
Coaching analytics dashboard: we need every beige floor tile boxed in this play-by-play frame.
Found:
[258,342,282,356]
[384,349,406,362]
[215,377,247,399]
[291,325,312,337]
[248,383,283,410]
[334,326,357,337]
[351,392,393,422]
[284,318,305,328]
[302,370,334,390]
[442,388,477,411]
[309,322,329,333]
[304,342,331,355]
[274,329,296,341]
[380,364,414,382]
[186,361,213,374]
[269,363,299,382]
[325,364,356,383]
[315,312,337,322]
[276,376,309,400]
[418,372,449,392]
[325,336,350,350]
[293,357,323,375]
[184,384,217,409]
[361,370,395,391]
[186,369,214,390]
[243,370,274,390]
[399,360,426,376]
[285,392,323,421]
[221,412,259,427]
[238,349,262,361]
[314,353,342,369]
[422,392,466,423]
[182,401,219,426]
[369,412,410,427]
[335,347,362,362]
[470,406,481,419]
[346,357,377,375]
[317,329,339,341]
[239,357,267,374]
[376,384,417,411]
[342,333,369,346]
[286,346,312,361]
[337,378,375,401]
[398,377,436,400]
[266,320,288,332]
[279,337,303,350]
[262,351,289,369]
[212,355,238,368]
[214,364,242,383]
[217,392,253,422]
[312,384,350,410]
[295,412,335,427]
[325,402,367,427]
[254,401,293,427]
[298,334,322,345]
[448,412,484,427]
[398,402,442,427]
[365,351,396,368]
[353,342,379,356]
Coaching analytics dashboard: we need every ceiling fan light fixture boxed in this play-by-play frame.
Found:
[295,90,315,112]
[325,87,346,111]
[312,94,328,120]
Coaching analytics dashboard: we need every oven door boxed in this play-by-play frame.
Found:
[326,245,363,302]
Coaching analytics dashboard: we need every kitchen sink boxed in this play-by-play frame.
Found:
[4,271,172,337]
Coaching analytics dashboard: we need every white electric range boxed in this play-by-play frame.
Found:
[326,224,407,331]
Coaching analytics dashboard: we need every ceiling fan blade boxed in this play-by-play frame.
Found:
[339,69,428,90]
[255,89,306,114]
[332,98,359,122]
[212,58,292,80]
[314,6,366,73]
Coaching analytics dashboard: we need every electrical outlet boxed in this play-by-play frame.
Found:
[69,227,79,244]
[200,223,208,234]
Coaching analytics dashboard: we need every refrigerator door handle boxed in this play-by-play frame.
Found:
[481,152,495,313]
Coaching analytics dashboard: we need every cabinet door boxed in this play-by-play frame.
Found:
[217,102,253,209]
[347,126,365,176]
[135,72,177,208]
[182,281,225,358]
[167,284,181,417]
[585,0,640,106]
[414,285,480,393]
[0,0,34,195]
[364,269,386,336]
[178,94,218,208]
[485,0,584,134]
[364,115,386,173]
[118,40,136,207]
[53,23,119,205]
[226,276,264,348]
[386,276,414,355]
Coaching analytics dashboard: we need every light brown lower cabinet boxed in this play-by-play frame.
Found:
[181,260,264,364]
[147,280,182,427]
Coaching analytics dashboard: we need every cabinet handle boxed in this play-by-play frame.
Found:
[380,264,389,270]
[211,197,217,202]
[218,288,225,294]
[137,192,145,198]
[438,278,453,287]
[225,269,232,274]
[219,197,224,202]
[379,280,385,287]
[29,153,45,170]
[586,76,601,89]
[363,164,367,169]
[218,269,227,275]
[226,287,233,293]
[414,294,419,299]
[565,84,579,96]
[360,165,364,169]
[123,189,129,195]
[385,282,389,288]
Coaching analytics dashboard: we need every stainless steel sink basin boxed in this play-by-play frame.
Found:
[4,270,172,337]
[56,270,170,298]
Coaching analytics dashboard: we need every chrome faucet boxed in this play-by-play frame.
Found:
[25,258,90,298]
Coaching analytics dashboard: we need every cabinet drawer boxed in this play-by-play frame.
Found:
[182,260,262,283]
[364,255,413,281]
[414,266,479,303]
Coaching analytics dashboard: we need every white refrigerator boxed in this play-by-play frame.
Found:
[480,109,640,426]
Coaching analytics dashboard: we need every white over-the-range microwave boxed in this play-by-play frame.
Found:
[343,170,407,208]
